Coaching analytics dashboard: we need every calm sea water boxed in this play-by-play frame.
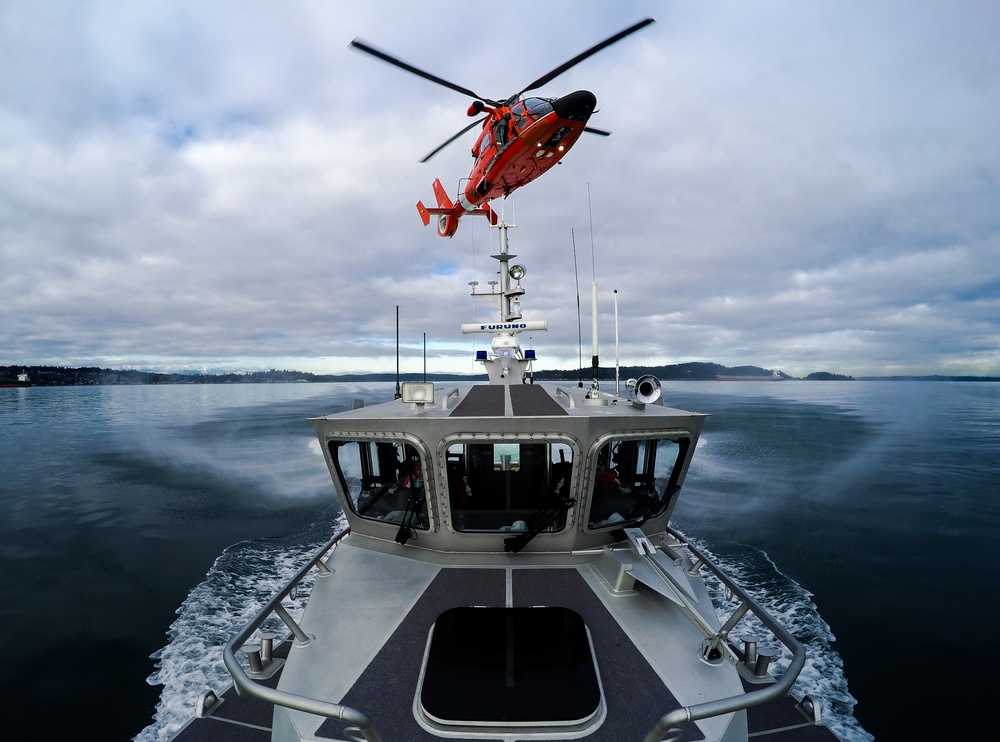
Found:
[1,380,996,740]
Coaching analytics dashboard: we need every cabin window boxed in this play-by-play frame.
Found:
[446,440,574,533]
[328,440,429,530]
[588,438,690,530]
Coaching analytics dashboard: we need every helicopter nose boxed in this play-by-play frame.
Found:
[552,90,597,122]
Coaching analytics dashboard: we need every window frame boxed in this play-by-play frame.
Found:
[438,433,580,535]
[585,433,692,532]
[326,433,434,532]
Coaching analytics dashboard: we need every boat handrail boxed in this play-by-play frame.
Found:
[641,526,807,742]
[555,386,577,408]
[223,527,384,742]
[439,387,461,410]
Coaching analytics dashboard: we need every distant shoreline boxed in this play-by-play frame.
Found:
[4,363,998,386]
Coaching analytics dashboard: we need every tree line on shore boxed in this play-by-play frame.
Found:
[4,362,859,386]
[9,362,1000,385]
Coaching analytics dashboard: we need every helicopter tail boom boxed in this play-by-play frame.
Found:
[416,178,496,238]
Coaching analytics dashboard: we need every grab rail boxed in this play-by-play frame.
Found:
[555,387,577,408]
[440,387,461,410]
[222,527,383,742]
[641,526,806,742]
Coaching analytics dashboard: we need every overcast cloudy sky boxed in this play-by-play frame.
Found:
[2,0,998,377]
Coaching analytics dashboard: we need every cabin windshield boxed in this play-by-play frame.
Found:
[329,440,429,530]
[511,97,554,129]
[588,438,690,530]
[446,440,574,533]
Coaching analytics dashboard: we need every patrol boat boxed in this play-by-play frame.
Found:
[167,219,842,742]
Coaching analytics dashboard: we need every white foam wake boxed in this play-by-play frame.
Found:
[682,532,873,742]
[135,512,347,742]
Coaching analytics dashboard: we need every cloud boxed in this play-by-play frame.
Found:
[2,0,999,376]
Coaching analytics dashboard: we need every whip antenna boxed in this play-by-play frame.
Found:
[614,289,620,396]
[587,185,599,397]
[572,230,583,387]
[395,305,401,399]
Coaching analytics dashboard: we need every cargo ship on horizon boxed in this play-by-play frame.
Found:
[0,371,31,388]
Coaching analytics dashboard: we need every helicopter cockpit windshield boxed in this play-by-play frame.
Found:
[511,97,555,129]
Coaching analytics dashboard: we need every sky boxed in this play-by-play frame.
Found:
[2,0,999,378]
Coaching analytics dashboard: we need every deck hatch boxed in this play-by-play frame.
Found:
[419,606,601,725]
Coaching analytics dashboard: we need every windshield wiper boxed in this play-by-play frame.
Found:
[395,484,425,545]
[504,497,576,553]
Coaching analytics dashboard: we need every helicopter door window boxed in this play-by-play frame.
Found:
[329,440,429,530]
[447,441,574,534]
[474,129,494,159]
[588,438,690,530]
[493,114,511,149]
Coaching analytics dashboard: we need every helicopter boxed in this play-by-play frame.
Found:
[350,17,654,237]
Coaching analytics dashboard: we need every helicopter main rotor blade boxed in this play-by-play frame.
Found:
[350,38,498,105]
[420,117,487,163]
[516,17,655,97]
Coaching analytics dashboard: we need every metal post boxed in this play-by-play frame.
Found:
[742,636,760,667]
[259,632,275,663]
[753,648,777,677]
[242,643,264,674]
[274,603,311,645]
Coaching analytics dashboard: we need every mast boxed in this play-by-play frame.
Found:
[461,218,546,384]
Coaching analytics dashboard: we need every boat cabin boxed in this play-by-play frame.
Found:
[313,380,705,555]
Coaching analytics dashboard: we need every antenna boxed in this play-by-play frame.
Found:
[423,332,427,382]
[395,305,401,399]
[588,184,596,283]
[614,289,620,396]
[587,185,599,398]
[470,219,479,373]
[590,276,599,395]
[572,229,583,387]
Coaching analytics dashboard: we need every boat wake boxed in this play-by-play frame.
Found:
[135,510,347,742]
[681,532,873,742]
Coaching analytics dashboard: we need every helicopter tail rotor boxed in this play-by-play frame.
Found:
[416,178,497,238]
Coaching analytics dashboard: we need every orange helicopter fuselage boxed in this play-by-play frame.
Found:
[464,95,590,206]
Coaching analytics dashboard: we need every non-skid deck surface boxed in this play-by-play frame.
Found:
[316,567,701,741]
[509,384,568,416]
[449,384,568,417]
[449,385,506,417]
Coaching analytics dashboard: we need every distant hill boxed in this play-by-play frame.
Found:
[0,365,483,386]
[4,363,997,386]
[531,362,790,382]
